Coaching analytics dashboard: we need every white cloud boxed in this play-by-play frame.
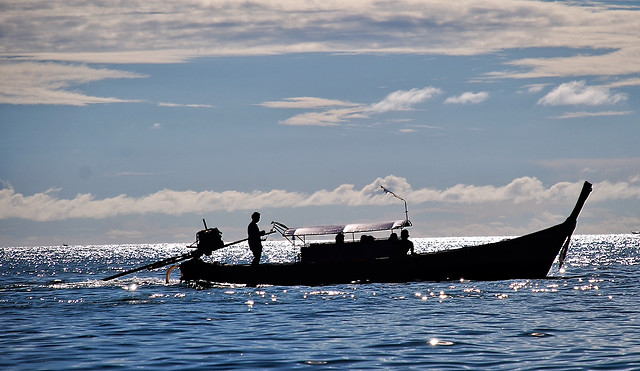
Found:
[259,97,359,109]
[2,176,639,222]
[537,80,627,106]
[368,87,443,113]
[411,124,440,130]
[552,111,633,119]
[603,78,640,88]
[520,84,548,94]
[494,46,640,80]
[0,61,145,105]
[272,87,441,126]
[444,91,488,104]
[280,107,368,126]
[158,102,213,108]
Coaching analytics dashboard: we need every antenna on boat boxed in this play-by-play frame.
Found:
[381,185,412,227]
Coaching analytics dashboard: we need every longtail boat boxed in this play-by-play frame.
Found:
[176,181,592,286]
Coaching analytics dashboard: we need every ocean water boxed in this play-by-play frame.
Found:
[2,235,639,370]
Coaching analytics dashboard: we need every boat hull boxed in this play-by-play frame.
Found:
[179,221,575,286]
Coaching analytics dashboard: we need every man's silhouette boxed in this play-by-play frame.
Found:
[248,212,266,265]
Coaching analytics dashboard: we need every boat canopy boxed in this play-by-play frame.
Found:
[279,219,411,237]
[271,185,413,246]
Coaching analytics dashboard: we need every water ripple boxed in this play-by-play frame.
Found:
[1,235,639,369]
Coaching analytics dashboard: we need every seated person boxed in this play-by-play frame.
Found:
[395,229,415,257]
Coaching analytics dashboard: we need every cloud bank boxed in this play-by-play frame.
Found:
[1,1,639,105]
[2,1,638,66]
[2,176,639,222]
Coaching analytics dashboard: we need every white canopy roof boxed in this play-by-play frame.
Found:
[282,219,410,237]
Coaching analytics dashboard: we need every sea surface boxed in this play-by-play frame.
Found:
[2,235,639,370]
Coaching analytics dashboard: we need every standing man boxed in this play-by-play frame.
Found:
[248,211,266,265]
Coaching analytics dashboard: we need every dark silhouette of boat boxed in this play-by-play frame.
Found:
[178,181,592,286]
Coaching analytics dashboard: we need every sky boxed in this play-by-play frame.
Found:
[1,0,640,247]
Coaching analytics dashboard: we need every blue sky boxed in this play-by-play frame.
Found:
[1,0,640,246]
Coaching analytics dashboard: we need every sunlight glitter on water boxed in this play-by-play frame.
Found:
[123,283,138,291]
[6,234,637,281]
[429,338,455,346]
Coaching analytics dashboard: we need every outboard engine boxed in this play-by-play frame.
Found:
[195,227,224,256]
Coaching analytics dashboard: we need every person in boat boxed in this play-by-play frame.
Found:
[360,235,374,243]
[395,229,415,257]
[248,211,266,265]
[335,232,345,244]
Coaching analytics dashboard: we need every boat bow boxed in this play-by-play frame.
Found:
[558,181,592,268]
